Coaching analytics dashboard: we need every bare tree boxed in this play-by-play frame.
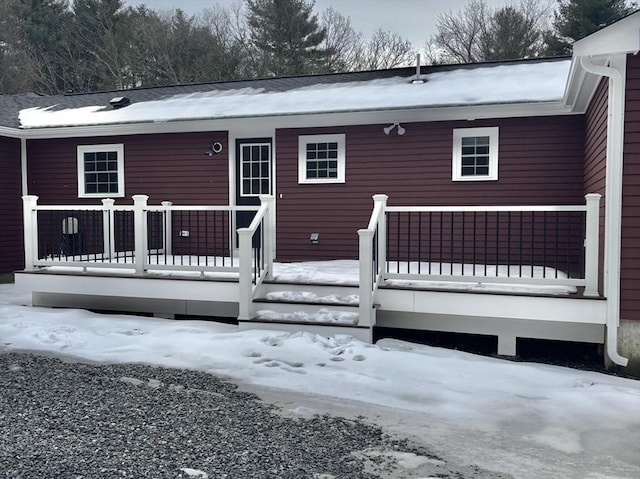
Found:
[355,29,415,70]
[320,7,363,71]
[427,0,552,64]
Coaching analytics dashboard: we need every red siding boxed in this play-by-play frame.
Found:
[276,116,586,261]
[26,132,229,206]
[584,77,608,295]
[621,53,640,319]
[0,136,23,273]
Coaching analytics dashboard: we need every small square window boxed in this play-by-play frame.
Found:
[77,144,124,197]
[452,127,499,181]
[298,134,346,184]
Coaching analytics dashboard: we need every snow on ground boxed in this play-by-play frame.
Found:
[1,283,639,478]
[19,60,570,128]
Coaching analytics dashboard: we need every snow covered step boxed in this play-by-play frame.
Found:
[253,299,359,318]
[260,289,359,306]
[259,281,358,299]
[254,306,359,326]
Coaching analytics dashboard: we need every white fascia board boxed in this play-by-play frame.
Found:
[0,126,22,138]
[564,55,608,113]
[573,12,640,57]
[17,101,574,139]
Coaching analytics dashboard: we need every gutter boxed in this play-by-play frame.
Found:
[579,55,628,366]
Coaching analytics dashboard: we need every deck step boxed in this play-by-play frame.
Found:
[258,289,359,306]
[253,301,359,325]
[260,281,358,298]
[238,320,372,342]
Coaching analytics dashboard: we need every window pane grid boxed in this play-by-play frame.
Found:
[460,136,491,177]
[84,151,119,194]
[241,143,271,196]
[306,142,339,179]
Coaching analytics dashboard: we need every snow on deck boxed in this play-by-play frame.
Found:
[44,258,577,295]
[19,60,571,128]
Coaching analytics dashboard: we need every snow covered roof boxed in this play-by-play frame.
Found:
[6,58,572,130]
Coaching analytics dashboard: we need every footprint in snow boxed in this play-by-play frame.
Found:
[316,362,326,367]
[352,355,366,361]
[264,361,281,367]
[253,357,270,364]
[261,336,284,347]
[281,366,306,375]
[330,357,345,362]
[245,352,262,358]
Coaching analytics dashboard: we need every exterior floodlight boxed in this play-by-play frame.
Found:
[384,123,405,135]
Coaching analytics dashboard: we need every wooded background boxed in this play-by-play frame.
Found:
[0,0,634,95]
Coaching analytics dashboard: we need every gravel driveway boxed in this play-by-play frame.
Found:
[0,352,509,479]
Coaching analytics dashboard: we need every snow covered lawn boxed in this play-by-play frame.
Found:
[1,283,638,478]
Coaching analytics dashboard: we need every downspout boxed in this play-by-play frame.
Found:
[579,55,628,366]
[21,137,28,196]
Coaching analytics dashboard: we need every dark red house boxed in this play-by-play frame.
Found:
[1,13,639,375]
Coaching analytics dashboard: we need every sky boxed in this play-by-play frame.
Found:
[124,0,515,49]
[2,279,639,478]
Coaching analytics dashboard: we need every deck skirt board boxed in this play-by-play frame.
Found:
[16,263,607,350]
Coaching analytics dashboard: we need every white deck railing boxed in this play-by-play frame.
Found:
[358,194,601,327]
[22,195,274,288]
[237,196,275,320]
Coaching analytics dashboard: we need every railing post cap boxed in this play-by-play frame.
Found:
[358,228,375,237]
[161,201,173,206]
[22,195,39,201]
[585,193,602,201]
[102,198,115,206]
[132,194,149,202]
[372,194,389,202]
[259,194,275,203]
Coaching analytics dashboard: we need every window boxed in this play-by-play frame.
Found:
[77,144,124,197]
[298,134,345,184]
[240,142,271,197]
[452,127,499,181]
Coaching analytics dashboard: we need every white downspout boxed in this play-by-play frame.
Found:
[21,137,28,196]
[579,55,628,366]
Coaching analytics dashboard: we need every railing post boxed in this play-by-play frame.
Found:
[584,193,601,297]
[22,195,39,271]
[373,194,389,280]
[132,195,149,275]
[259,195,275,280]
[358,228,375,327]
[237,228,253,320]
[161,201,173,256]
[101,198,115,260]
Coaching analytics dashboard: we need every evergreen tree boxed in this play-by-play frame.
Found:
[546,0,635,55]
[11,0,73,93]
[246,0,330,76]
[484,6,543,60]
[70,0,130,91]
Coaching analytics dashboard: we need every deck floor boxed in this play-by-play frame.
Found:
[41,258,578,296]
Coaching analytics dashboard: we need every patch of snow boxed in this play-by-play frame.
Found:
[19,60,570,128]
[265,291,359,305]
[179,468,208,478]
[2,281,639,478]
[256,308,359,325]
[42,258,577,294]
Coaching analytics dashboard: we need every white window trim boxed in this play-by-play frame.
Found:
[77,144,125,198]
[298,134,346,184]
[452,127,499,182]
